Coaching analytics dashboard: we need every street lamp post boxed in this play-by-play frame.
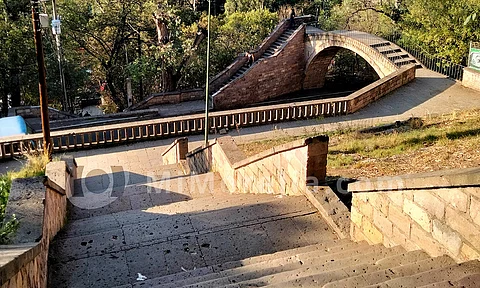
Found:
[32,0,52,160]
[51,0,70,112]
[204,0,211,147]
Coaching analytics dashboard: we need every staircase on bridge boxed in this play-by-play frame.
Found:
[211,28,296,97]
[370,41,422,69]
[48,154,480,288]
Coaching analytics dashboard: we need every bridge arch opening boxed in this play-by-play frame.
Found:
[304,46,380,91]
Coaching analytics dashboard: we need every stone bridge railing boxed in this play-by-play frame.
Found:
[0,65,415,160]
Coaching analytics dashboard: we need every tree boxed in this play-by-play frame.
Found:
[0,0,37,114]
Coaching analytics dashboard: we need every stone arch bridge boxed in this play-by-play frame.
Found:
[210,18,419,110]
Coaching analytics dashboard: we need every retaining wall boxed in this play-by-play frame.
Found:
[0,162,72,287]
[349,168,480,262]
[463,68,480,92]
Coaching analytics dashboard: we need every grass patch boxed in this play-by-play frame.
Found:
[0,151,51,244]
[238,109,480,178]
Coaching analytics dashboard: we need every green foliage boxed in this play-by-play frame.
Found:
[401,0,480,63]
[211,9,278,71]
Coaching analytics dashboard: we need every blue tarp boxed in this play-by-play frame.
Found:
[0,116,28,138]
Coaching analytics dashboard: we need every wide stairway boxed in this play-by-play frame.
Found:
[48,160,480,287]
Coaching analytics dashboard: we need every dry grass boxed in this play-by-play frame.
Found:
[238,109,480,179]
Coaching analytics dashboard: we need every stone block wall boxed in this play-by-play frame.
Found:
[185,135,329,196]
[213,25,307,110]
[349,168,480,262]
[0,162,72,288]
[463,68,480,92]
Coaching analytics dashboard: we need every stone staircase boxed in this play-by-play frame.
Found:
[48,158,480,287]
[211,28,296,97]
[140,241,480,288]
[371,41,423,69]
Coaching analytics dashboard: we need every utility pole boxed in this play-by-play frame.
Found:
[204,0,211,147]
[32,0,52,159]
[51,0,69,112]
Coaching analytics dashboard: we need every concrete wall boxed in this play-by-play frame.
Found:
[349,168,480,263]
[184,135,329,196]
[463,68,480,92]
[213,25,307,110]
[0,162,72,288]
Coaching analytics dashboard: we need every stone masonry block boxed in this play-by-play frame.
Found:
[362,219,383,244]
[469,196,480,226]
[403,198,432,232]
[435,189,468,213]
[432,219,462,256]
[460,243,480,261]
[410,224,445,257]
[373,210,393,237]
[368,193,389,216]
[413,192,445,220]
[388,204,411,236]
[351,206,363,228]
[357,200,374,220]
[445,206,480,251]
[386,192,404,207]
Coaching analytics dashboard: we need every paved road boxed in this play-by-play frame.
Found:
[1,68,479,174]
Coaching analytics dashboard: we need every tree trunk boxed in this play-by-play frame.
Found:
[106,71,125,111]
[10,69,21,107]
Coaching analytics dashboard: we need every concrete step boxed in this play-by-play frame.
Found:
[364,260,480,288]
[69,172,230,220]
[395,58,417,67]
[370,42,391,48]
[418,273,480,288]
[387,53,410,62]
[56,195,322,263]
[65,193,300,239]
[219,245,406,288]
[267,250,431,288]
[322,255,456,288]
[146,240,362,288]
[377,46,402,55]
[73,163,185,196]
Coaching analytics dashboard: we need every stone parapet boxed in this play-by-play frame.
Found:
[349,168,480,262]
[0,161,73,288]
[185,135,329,196]
[463,68,480,92]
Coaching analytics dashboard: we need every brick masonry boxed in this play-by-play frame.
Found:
[213,25,307,110]
[463,68,480,92]
[349,168,480,262]
[0,162,71,288]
